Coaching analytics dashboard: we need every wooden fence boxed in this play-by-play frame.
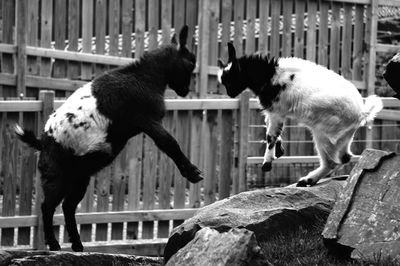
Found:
[0,0,399,254]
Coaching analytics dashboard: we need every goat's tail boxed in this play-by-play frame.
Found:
[361,95,383,128]
[14,124,42,151]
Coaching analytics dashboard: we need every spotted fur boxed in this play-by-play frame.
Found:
[218,42,383,187]
[15,26,202,253]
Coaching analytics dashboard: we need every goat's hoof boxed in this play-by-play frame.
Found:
[183,164,203,183]
[48,242,61,251]
[261,162,272,172]
[71,241,84,252]
[341,153,352,164]
[275,143,284,158]
[296,178,316,187]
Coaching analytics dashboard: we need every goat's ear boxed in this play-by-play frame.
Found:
[218,59,227,68]
[171,33,178,45]
[179,25,189,48]
[227,42,236,63]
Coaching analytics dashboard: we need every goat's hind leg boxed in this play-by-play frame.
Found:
[41,178,66,251]
[297,134,339,187]
[62,176,91,252]
[142,121,203,183]
[262,114,284,172]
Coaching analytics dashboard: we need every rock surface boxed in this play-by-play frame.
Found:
[323,149,400,260]
[0,250,161,266]
[166,227,264,266]
[164,177,346,263]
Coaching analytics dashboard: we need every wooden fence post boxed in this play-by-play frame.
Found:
[198,0,210,97]
[238,90,250,193]
[16,0,27,97]
[33,90,54,250]
[365,0,378,149]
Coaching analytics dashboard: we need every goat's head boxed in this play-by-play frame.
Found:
[167,25,196,97]
[383,53,400,98]
[217,42,247,98]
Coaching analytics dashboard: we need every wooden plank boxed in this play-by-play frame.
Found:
[204,110,218,205]
[189,111,202,208]
[329,2,341,72]
[126,135,144,240]
[173,111,188,227]
[1,0,15,98]
[67,0,80,91]
[79,177,94,243]
[95,166,111,241]
[0,209,197,228]
[353,5,365,81]
[173,0,185,34]
[208,0,219,67]
[232,109,240,194]
[121,0,133,58]
[233,0,244,57]
[270,0,280,57]
[306,0,317,62]
[376,44,400,54]
[26,0,39,92]
[341,3,353,79]
[185,0,198,50]
[109,0,120,56]
[259,0,270,54]
[219,110,233,199]
[198,0,210,97]
[238,91,250,192]
[148,0,159,51]
[95,0,107,76]
[111,151,127,241]
[40,0,53,79]
[52,0,67,98]
[16,0,27,97]
[158,112,174,238]
[134,0,146,58]
[18,112,36,245]
[294,0,305,58]
[221,0,233,59]
[81,0,94,81]
[318,0,329,66]
[245,0,256,54]
[282,0,293,57]
[142,135,157,239]
[161,0,172,45]
[248,155,361,164]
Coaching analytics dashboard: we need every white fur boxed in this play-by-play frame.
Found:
[45,82,111,156]
[217,63,232,84]
[263,57,383,185]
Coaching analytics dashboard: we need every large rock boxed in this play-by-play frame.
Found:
[323,149,400,260]
[166,227,264,266]
[164,177,345,263]
[0,250,161,266]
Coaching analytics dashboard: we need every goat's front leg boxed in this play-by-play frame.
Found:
[143,121,203,183]
[262,114,285,172]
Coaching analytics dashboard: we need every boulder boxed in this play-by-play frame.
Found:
[166,227,264,266]
[164,177,346,263]
[0,250,161,266]
[323,149,400,260]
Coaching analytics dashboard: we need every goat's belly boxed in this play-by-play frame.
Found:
[44,82,112,156]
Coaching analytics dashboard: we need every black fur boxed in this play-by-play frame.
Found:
[383,53,400,100]
[15,26,201,252]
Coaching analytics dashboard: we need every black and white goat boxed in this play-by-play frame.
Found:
[218,42,383,187]
[383,52,400,100]
[15,26,202,252]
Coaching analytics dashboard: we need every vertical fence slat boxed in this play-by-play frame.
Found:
[341,3,353,79]
[111,152,127,240]
[109,0,120,56]
[282,0,293,57]
[329,2,341,72]
[306,0,317,62]
[26,0,39,96]
[161,0,172,45]
[198,0,210,97]
[126,136,143,240]
[148,0,159,51]
[185,0,198,51]
[122,0,133,58]
[142,136,157,239]
[208,0,219,94]
[353,5,364,81]
[1,0,15,98]
[40,0,53,80]
[221,0,233,59]
[294,0,305,58]
[233,0,244,56]
[239,91,250,193]
[270,0,280,57]
[135,0,146,58]
[204,111,218,205]
[317,0,329,66]
[219,110,233,199]
[53,0,67,98]
[189,111,202,208]
[67,0,80,85]
[95,167,111,241]
[246,0,256,54]
[158,113,174,238]
[81,0,94,81]
[16,0,26,97]
[95,0,107,76]
[259,0,270,54]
